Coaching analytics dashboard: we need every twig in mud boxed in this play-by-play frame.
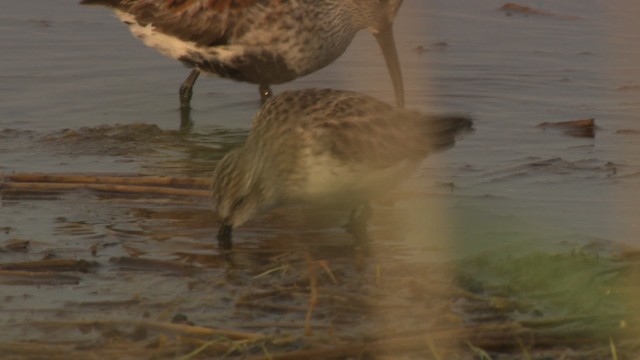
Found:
[178,338,234,360]
[316,289,376,309]
[243,323,524,360]
[0,181,210,198]
[0,342,74,357]
[30,319,265,341]
[317,260,338,285]
[2,239,30,252]
[254,264,293,279]
[109,256,200,274]
[0,269,81,285]
[0,259,97,273]
[238,322,329,330]
[176,336,235,353]
[536,118,596,138]
[3,173,210,189]
[68,297,141,309]
[237,287,298,302]
[498,3,581,20]
[0,339,191,359]
[236,301,308,313]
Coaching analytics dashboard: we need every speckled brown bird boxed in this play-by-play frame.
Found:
[211,88,473,249]
[80,0,406,112]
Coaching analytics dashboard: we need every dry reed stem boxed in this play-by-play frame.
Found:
[0,342,75,356]
[29,319,265,340]
[178,338,236,360]
[177,335,236,352]
[241,321,621,360]
[304,255,319,336]
[317,289,376,308]
[236,301,308,313]
[0,182,210,198]
[0,259,96,272]
[245,324,516,360]
[0,340,188,360]
[317,260,338,285]
[0,269,81,285]
[3,173,210,188]
[237,287,298,302]
[109,256,200,274]
[238,322,330,329]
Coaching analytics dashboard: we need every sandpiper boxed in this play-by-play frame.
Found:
[211,88,473,249]
[80,0,406,112]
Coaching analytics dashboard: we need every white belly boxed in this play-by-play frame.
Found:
[300,153,420,205]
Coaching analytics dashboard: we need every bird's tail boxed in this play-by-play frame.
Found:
[422,113,474,153]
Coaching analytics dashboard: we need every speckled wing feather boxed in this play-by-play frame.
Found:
[323,109,472,168]
[81,0,269,46]
[253,89,472,170]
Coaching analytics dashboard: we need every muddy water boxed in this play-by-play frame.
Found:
[2,0,640,358]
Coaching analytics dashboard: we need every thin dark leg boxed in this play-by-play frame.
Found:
[179,69,200,129]
[179,108,193,132]
[344,202,373,244]
[179,69,201,108]
[217,223,233,250]
[259,83,273,105]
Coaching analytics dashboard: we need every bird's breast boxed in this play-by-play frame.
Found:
[296,152,421,206]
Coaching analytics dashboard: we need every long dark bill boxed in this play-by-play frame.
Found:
[217,223,233,250]
[374,24,405,108]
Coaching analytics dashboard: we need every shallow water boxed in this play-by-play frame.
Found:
[2,0,640,357]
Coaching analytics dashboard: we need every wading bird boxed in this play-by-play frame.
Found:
[81,0,406,119]
[211,88,473,249]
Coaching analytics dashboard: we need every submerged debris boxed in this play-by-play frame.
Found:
[0,258,97,273]
[1,173,640,359]
[499,3,581,20]
[414,41,448,55]
[537,118,597,138]
[1,238,29,252]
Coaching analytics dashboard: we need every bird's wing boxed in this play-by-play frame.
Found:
[307,91,472,169]
[82,0,272,47]
[249,89,472,170]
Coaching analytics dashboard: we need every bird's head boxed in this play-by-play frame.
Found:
[211,151,265,231]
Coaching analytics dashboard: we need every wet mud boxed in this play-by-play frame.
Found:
[2,124,640,359]
[3,0,640,359]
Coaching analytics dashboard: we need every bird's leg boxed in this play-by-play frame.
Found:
[259,83,273,105]
[345,202,373,244]
[216,223,233,250]
[179,69,201,108]
[179,69,201,129]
